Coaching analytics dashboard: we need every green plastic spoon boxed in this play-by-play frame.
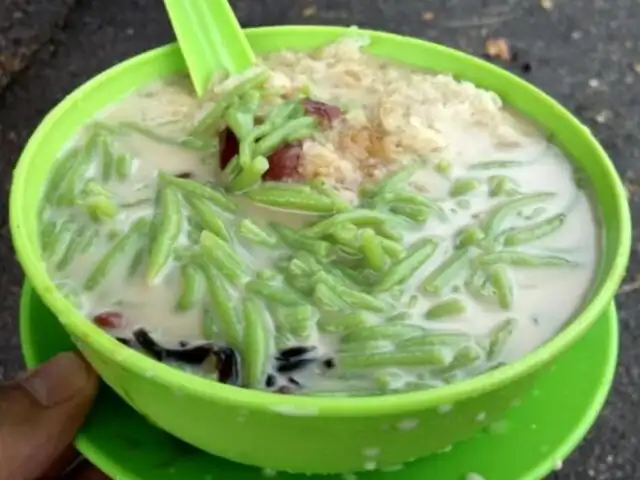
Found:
[164,0,255,97]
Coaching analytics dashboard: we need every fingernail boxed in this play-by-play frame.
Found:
[19,352,90,407]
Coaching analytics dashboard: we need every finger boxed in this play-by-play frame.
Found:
[0,352,99,480]
[38,446,81,478]
[65,459,111,480]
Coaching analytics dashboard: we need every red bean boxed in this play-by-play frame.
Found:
[302,99,342,126]
[218,128,301,182]
[264,143,302,181]
[93,311,124,329]
[218,98,340,182]
[219,128,239,170]
[275,385,296,394]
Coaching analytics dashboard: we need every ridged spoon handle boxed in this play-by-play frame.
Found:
[164,0,255,97]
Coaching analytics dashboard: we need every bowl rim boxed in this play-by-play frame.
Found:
[10,25,632,416]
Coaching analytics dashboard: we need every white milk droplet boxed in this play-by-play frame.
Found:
[362,447,380,457]
[363,461,377,471]
[465,473,486,480]
[486,419,509,435]
[396,418,419,430]
[554,459,563,471]
[381,464,404,472]
[437,404,453,414]
[262,468,277,477]
[475,412,487,422]
[269,405,319,416]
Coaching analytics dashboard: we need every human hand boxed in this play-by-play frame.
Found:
[0,352,109,479]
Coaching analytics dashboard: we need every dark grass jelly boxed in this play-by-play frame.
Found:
[265,373,277,388]
[277,345,317,361]
[276,357,317,374]
[322,357,336,370]
[174,171,194,179]
[132,328,214,365]
[215,346,241,386]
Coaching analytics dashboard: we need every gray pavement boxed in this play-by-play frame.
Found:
[1,1,639,478]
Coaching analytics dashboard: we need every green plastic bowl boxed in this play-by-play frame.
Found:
[9,26,631,474]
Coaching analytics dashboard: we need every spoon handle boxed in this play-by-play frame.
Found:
[164,0,255,97]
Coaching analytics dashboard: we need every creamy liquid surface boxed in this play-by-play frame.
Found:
[41,73,600,394]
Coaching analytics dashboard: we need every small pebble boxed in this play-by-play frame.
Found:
[302,5,317,17]
[595,110,613,124]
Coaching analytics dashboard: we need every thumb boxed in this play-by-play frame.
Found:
[0,352,99,480]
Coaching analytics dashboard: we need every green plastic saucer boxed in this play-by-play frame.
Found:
[20,281,617,480]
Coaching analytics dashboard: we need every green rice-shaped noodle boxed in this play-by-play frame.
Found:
[483,192,554,238]
[184,195,231,242]
[374,237,438,292]
[487,317,517,360]
[241,296,273,388]
[146,185,183,284]
[317,312,372,334]
[175,263,201,312]
[84,217,150,291]
[339,348,451,370]
[246,278,307,307]
[236,219,277,247]
[397,332,472,349]
[200,265,242,349]
[422,249,472,294]
[341,324,425,345]
[199,231,246,284]
[272,304,316,347]
[245,182,345,214]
